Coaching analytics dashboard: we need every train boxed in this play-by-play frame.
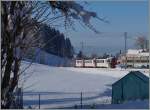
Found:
[75,57,113,68]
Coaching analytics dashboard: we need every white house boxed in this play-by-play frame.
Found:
[118,49,149,68]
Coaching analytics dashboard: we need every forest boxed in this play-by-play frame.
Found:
[39,24,74,58]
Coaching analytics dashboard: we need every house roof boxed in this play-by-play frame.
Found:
[127,49,149,57]
[132,71,149,83]
[112,71,149,86]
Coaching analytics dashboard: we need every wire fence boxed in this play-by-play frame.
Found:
[22,91,112,109]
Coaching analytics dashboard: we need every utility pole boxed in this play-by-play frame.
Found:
[124,32,127,69]
[80,92,83,109]
[39,94,41,109]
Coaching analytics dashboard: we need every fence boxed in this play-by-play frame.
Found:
[23,91,111,109]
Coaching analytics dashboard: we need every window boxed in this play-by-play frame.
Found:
[135,60,140,63]
[96,60,104,63]
[107,59,110,62]
[127,60,133,63]
[76,60,82,63]
[85,60,92,63]
[140,60,149,63]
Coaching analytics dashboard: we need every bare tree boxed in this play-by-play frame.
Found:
[1,2,43,108]
[135,36,149,51]
[1,1,107,108]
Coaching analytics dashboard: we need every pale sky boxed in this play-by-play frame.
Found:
[59,1,148,55]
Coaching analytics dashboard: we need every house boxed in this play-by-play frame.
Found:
[117,49,149,68]
[112,71,149,104]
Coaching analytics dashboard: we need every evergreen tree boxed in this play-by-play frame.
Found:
[77,51,83,58]
[39,24,74,58]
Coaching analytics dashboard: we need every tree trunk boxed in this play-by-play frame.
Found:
[1,46,14,108]
[9,58,21,92]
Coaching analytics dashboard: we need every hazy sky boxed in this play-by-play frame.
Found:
[60,1,148,55]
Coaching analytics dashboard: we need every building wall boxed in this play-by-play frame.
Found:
[112,74,149,104]
[118,53,149,68]
[112,81,123,104]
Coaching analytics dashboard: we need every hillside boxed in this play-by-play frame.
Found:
[19,62,149,109]
[23,49,73,67]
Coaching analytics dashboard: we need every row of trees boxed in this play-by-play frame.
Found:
[76,51,114,59]
[40,24,74,58]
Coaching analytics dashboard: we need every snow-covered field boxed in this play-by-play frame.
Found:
[20,61,149,109]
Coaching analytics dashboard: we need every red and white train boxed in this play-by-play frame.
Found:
[75,58,112,68]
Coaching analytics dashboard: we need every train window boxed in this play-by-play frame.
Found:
[107,60,111,62]
[76,61,82,63]
[96,60,104,63]
[85,60,92,63]
[127,60,133,62]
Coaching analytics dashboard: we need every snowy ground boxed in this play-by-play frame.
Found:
[20,61,149,109]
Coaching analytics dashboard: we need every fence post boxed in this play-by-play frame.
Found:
[16,87,23,109]
[39,94,40,109]
[20,88,23,109]
[80,92,82,109]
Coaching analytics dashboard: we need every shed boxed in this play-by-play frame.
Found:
[112,71,149,104]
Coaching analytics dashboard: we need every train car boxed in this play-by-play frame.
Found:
[75,59,84,67]
[96,58,111,68]
[84,59,96,68]
[75,57,112,68]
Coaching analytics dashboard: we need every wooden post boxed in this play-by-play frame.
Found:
[80,92,83,109]
[17,87,23,109]
[20,88,23,109]
[39,94,40,109]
